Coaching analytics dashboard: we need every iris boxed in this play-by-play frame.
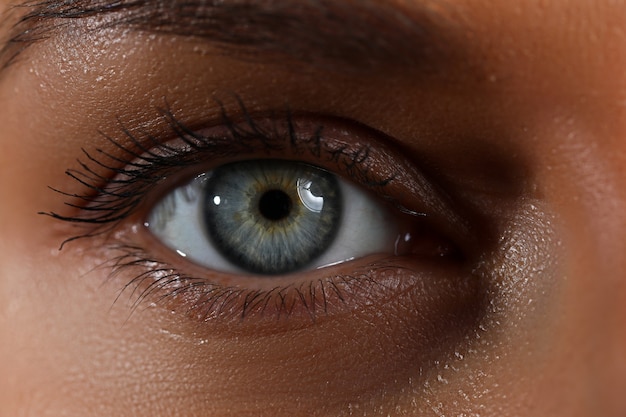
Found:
[203,160,342,274]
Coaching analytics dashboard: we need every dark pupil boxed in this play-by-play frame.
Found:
[258,189,292,221]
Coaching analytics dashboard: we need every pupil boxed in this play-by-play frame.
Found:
[258,189,292,221]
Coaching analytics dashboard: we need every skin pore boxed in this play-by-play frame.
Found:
[0,0,625,416]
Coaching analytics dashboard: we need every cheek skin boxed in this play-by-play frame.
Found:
[0,224,485,416]
[445,3,626,413]
[544,124,626,417]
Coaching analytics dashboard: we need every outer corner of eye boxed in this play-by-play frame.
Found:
[144,159,403,277]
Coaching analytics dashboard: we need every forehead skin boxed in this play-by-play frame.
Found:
[0,1,625,417]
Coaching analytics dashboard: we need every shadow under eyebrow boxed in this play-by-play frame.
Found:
[0,0,461,73]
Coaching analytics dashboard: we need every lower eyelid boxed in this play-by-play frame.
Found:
[102,233,478,330]
[99,243,487,404]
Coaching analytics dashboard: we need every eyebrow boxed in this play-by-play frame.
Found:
[0,0,458,72]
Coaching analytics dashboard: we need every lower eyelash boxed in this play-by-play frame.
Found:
[105,243,395,323]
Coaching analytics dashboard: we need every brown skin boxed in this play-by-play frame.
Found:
[1,0,625,416]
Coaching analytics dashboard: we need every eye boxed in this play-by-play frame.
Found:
[44,109,469,323]
[145,159,402,275]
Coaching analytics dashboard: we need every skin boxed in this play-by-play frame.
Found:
[1,0,625,416]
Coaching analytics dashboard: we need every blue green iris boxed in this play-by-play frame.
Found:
[203,160,342,275]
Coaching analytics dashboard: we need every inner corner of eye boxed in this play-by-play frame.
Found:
[143,159,418,276]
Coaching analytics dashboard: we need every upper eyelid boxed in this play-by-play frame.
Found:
[40,106,472,252]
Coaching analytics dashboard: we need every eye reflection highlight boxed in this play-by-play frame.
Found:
[297,179,325,213]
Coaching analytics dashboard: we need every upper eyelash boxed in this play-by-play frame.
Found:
[40,100,395,249]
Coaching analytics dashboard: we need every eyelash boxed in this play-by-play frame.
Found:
[42,100,457,323]
[43,101,394,245]
[108,243,408,323]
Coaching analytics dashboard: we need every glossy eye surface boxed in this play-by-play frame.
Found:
[146,159,401,275]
